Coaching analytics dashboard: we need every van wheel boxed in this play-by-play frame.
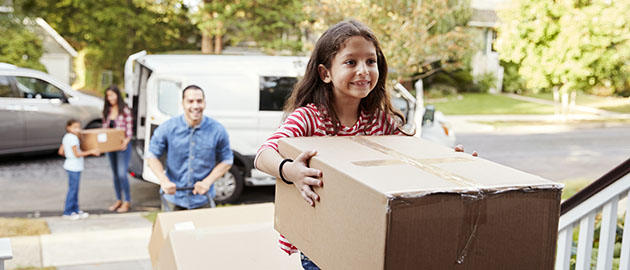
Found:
[213,166,244,204]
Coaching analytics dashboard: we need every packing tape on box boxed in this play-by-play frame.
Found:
[348,136,481,191]
[348,136,485,264]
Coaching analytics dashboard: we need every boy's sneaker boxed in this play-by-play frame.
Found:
[77,210,89,219]
[62,213,80,220]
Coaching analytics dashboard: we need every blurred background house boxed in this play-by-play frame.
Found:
[1,0,77,85]
[468,0,508,93]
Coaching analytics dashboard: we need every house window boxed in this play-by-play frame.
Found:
[259,76,298,111]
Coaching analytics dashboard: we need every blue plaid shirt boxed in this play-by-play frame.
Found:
[147,115,233,208]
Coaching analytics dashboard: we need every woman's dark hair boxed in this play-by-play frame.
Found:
[66,118,80,127]
[284,19,405,134]
[103,85,127,118]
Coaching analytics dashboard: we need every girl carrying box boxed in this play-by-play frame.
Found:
[59,119,100,220]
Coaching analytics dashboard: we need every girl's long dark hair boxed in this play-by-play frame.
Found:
[284,19,406,134]
[103,85,127,119]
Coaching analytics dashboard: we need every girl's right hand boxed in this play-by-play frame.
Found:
[282,150,323,207]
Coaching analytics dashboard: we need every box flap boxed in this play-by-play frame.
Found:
[149,203,275,268]
[279,136,561,198]
[158,222,301,269]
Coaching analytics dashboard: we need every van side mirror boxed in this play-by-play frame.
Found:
[422,104,435,124]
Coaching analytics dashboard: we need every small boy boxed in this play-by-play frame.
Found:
[58,119,100,220]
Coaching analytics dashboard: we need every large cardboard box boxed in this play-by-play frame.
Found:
[79,128,124,153]
[276,136,562,270]
[148,203,300,270]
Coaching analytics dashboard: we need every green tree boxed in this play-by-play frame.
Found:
[304,0,477,82]
[496,0,630,97]
[14,0,199,90]
[191,0,305,54]
[0,13,45,71]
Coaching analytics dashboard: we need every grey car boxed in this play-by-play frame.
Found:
[0,63,103,155]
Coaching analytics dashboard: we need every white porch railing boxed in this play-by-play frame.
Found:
[0,238,12,270]
[556,172,630,270]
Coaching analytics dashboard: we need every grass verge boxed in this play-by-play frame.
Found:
[525,92,630,113]
[0,218,50,237]
[561,178,593,202]
[143,212,158,223]
[429,93,556,115]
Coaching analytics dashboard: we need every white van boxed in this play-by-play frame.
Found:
[124,51,455,204]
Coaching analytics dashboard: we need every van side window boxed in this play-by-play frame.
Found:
[15,76,65,99]
[259,76,297,111]
[0,76,16,98]
[158,80,181,116]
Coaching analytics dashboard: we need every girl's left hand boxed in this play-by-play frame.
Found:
[454,144,478,157]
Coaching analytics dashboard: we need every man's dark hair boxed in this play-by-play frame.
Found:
[182,85,205,99]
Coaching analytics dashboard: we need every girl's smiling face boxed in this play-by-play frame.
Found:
[318,36,379,103]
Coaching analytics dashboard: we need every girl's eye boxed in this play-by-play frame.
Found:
[344,60,355,65]
[367,59,377,64]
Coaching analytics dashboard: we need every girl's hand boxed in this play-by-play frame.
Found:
[283,150,323,207]
[454,144,478,157]
[91,149,101,156]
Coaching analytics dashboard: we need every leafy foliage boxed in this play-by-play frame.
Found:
[0,13,45,71]
[190,0,306,54]
[496,0,630,96]
[14,0,199,88]
[304,0,478,81]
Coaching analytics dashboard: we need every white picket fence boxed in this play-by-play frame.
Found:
[556,172,630,270]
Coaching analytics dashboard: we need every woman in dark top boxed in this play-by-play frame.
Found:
[102,85,133,213]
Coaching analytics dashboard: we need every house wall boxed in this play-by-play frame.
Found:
[470,28,504,93]
[33,23,75,85]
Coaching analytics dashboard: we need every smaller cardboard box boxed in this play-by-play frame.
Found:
[79,128,124,153]
[149,203,300,270]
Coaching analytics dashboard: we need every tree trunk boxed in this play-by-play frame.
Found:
[201,33,213,54]
[553,86,560,117]
[214,21,223,54]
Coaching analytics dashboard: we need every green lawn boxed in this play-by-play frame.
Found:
[429,93,556,115]
[525,92,630,113]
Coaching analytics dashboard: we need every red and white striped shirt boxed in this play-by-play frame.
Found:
[255,103,401,255]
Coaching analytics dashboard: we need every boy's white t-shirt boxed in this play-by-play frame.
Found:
[62,133,84,172]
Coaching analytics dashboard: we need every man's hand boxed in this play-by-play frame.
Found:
[193,181,211,195]
[161,180,177,195]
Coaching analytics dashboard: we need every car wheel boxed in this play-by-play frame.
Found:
[213,166,244,204]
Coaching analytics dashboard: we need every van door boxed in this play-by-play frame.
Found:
[193,73,259,157]
[0,75,25,152]
[127,63,151,179]
[142,75,184,184]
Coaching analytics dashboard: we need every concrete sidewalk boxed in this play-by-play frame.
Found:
[7,212,153,270]
[449,113,630,135]
[5,205,301,270]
